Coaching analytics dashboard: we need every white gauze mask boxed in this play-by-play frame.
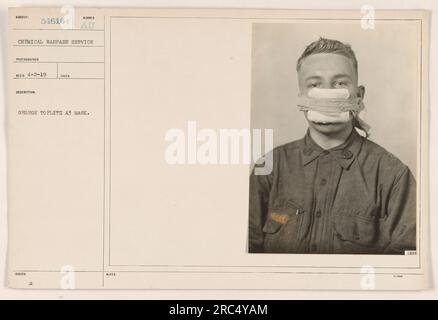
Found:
[298,88,357,124]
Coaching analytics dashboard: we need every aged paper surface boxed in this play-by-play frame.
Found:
[7,7,429,289]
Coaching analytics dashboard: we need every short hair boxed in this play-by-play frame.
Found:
[296,37,358,75]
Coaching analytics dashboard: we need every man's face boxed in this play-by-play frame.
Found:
[297,53,364,135]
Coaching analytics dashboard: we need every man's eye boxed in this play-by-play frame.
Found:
[308,83,320,88]
[334,81,347,87]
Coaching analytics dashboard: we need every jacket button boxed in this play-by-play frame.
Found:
[315,210,322,218]
[343,150,353,159]
[320,178,327,186]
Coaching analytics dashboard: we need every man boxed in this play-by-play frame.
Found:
[248,37,416,254]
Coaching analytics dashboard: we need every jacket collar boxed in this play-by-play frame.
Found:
[301,128,364,169]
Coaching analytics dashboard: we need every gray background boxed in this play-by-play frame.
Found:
[251,22,420,177]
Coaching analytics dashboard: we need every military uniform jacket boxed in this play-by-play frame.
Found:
[248,129,416,254]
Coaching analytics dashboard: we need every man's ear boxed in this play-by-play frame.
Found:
[357,85,365,99]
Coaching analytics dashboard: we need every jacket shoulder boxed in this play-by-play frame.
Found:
[361,138,410,176]
[272,138,303,155]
